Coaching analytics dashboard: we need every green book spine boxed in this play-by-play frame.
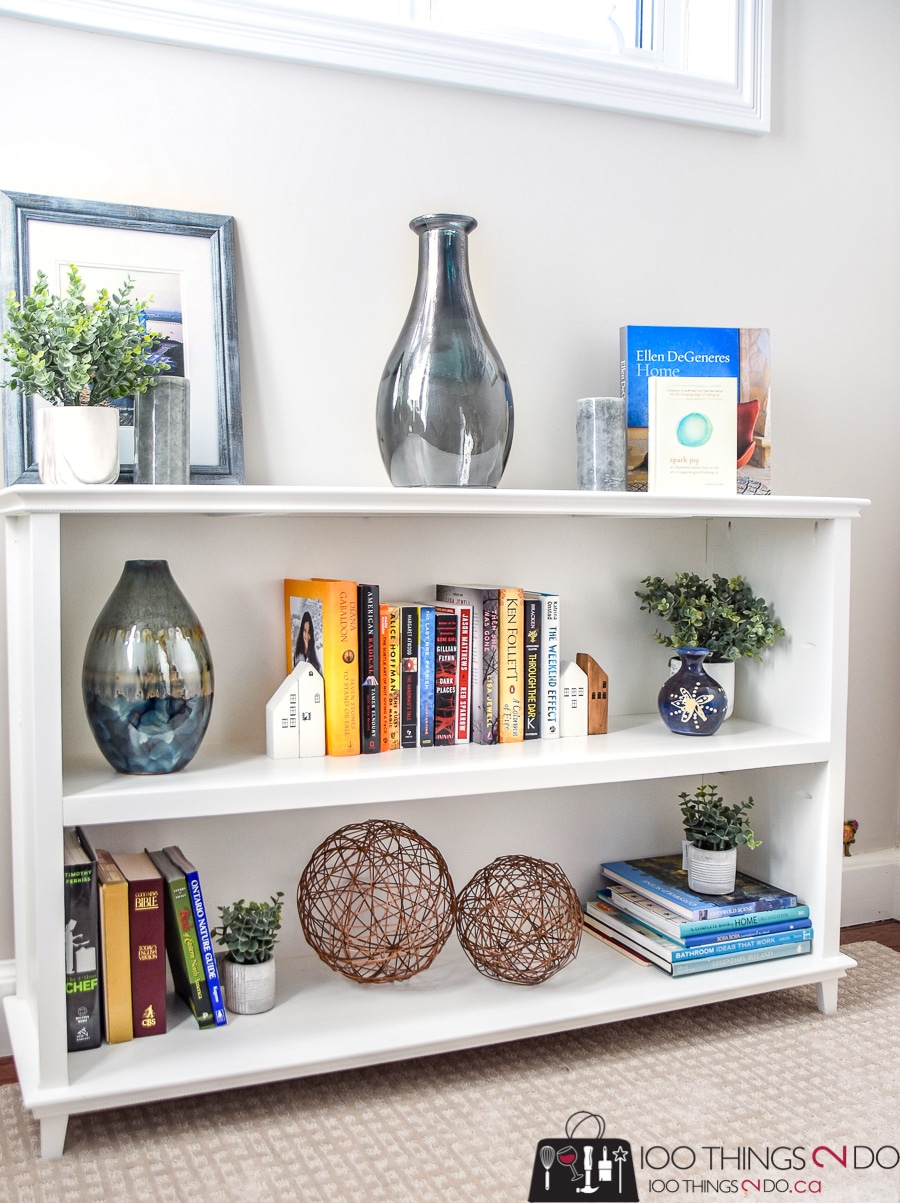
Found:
[147,849,216,1029]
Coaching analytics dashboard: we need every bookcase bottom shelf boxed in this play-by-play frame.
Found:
[6,938,856,1156]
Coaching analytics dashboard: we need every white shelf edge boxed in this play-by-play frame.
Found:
[6,942,857,1119]
[62,716,831,825]
[0,484,870,522]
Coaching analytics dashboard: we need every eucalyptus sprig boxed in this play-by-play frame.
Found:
[636,571,785,662]
[679,783,761,852]
[1,264,169,405]
[212,892,285,965]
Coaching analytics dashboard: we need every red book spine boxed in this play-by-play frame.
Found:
[113,853,167,1038]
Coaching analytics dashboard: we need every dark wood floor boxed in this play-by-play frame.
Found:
[0,920,895,1090]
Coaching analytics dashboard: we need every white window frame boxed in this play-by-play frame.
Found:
[0,0,771,133]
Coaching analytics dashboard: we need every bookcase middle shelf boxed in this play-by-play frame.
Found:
[62,714,830,826]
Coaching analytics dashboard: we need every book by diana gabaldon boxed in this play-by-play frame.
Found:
[620,326,770,495]
[284,578,360,756]
[64,827,102,1051]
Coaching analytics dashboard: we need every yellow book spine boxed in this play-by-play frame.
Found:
[498,587,524,743]
[322,582,360,756]
[96,850,133,1044]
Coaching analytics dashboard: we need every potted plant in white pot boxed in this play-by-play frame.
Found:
[1,264,170,484]
[635,571,785,718]
[213,892,285,1015]
[679,783,761,894]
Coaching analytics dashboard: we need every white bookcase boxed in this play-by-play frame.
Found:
[0,485,866,1157]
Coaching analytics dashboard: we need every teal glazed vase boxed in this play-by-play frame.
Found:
[82,560,214,774]
[657,647,726,736]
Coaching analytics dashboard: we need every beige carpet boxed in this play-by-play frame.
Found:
[0,942,897,1203]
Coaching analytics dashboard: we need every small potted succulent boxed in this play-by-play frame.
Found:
[679,783,761,894]
[636,571,786,718]
[1,264,169,484]
[212,891,285,1015]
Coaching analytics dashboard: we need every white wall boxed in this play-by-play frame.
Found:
[0,0,898,986]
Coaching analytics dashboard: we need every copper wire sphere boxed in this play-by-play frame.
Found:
[455,854,582,985]
[297,818,455,983]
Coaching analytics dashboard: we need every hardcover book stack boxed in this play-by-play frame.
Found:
[285,578,562,753]
[66,830,226,1050]
[584,854,812,976]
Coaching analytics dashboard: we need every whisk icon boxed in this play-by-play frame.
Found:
[539,1145,554,1191]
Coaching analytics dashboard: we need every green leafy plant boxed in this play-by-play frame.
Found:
[635,571,785,662]
[1,264,169,406]
[679,783,761,851]
[212,892,285,965]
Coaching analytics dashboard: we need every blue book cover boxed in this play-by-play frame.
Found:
[620,325,770,495]
[600,853,799,921]
[605,884,810,939]
[418,605,435,747]
[587,898,812,962]
[164,845,227,1026]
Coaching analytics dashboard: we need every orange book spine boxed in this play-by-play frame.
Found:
[498,587,525,743]
[321,582,360,756]
[284,579,360,757]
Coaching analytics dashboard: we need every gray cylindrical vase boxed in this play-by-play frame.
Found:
[134,377,191,484]
[576,396,626,491]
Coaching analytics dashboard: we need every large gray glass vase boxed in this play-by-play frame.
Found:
[82,560,214,774]
[376,214,514,487]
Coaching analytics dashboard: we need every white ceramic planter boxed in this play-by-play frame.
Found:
[669,656,735,720]
[35,405,120,485]
[222,957,277,1015]
[687,844,737,895]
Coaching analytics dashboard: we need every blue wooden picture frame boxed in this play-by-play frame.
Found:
[0,190,244,486]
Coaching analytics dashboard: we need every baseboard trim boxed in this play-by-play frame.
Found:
[841,848,900,926]
[0,961,15,1059]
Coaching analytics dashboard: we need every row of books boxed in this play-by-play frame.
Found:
[64,827,225,1051]
[582,853,812,977]
[284,579,561,756]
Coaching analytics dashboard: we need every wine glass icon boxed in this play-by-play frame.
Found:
[557,1146,583,1181]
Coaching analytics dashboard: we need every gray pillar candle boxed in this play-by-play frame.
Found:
[134,377,191,484]
[576,396,627,491]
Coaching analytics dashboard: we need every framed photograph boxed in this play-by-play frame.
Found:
[1,190,243,486]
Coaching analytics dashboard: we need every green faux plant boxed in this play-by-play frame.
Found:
[635,571,785,662]
[679,783,761,851]
[213,892,285,965]
[1,264,169,406]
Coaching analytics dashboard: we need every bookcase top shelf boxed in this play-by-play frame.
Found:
[0,484,869,521]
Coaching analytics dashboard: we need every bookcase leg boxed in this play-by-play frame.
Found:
[816,978,839,1016]
[40,1114,69,1159]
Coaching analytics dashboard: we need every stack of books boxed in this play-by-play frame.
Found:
[284,578,561,755]
[66,828,227,1049]
[584,854,813,977]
